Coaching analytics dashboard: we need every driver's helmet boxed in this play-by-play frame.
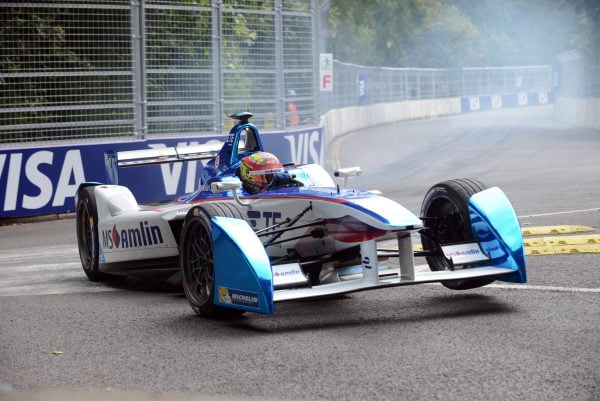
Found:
[239,152,284,193]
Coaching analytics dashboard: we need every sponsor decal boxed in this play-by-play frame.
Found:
[450,249,481,257]
[491,95,503,109]
[247,210,282,228]
[148,141,206,196]
[357,73,367,102]
[272,263,308,286]
[284,131,321,165]
[485,245,500,253]
[319,53,333,91]
[0,149,85,213]
[218,286,259,308]
[362,256,372,269]
[273,267,302,278]
[469,97,481,111]
[218,286,232,304]
[3,129,323,218]
[441,243,489,264]
[227,131,236,145]
[101,221,164,250]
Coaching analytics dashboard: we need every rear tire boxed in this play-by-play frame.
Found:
[180,205,245,318]
[76,186,110,282]
[420,178,494,290]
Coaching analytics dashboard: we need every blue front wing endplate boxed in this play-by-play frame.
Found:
[468,187,527,283]
[211,216,275,314]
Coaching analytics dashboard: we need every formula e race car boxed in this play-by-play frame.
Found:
[76,112,526,317]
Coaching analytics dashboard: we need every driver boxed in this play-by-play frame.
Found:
[239,152,301,194]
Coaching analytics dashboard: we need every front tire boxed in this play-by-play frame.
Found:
[420,178,494,290]
[180,206,245,318]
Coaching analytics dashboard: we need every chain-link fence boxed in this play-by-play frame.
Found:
[320,61,553,113]
[0,1,134,145]
[1,1,556,147]
[558,50,600,98]
[0,0,318,146]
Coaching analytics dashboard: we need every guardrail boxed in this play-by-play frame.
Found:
[320,61,553,113]
[0,0,319,147]
[555,53,600,130]
[0,126,324,218]
[0,3,558,218]
[321,89,555,170]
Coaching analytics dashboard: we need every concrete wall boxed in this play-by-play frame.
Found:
[320,97,463,165]
[555,97,600,130]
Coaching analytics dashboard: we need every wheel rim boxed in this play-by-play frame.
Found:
[428,197,467,244]
[77,201,95,271]
[184,219,214,305]
[424,196,469,270]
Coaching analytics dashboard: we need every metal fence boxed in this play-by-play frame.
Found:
[1,1,555,147]
[0,0,318,146]
[557,50,600,98]
[320,61,553,113]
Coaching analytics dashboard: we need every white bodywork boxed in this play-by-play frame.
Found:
[91,163,422,265]
[94,185,179,264]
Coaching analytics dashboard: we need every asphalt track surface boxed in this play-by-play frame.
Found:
[1,106,599,401]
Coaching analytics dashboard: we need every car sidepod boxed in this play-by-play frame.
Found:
[468,187,527,283]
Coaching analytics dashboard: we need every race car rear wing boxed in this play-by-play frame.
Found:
[104,142,224,185]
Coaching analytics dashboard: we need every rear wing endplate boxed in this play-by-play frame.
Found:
[104,142,223,185]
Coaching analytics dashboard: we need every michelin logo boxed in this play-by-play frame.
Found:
[218,287,259,309]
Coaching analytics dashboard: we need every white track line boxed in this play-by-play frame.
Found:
[0,262,81,274]
[519,208,600,218]
[425,282,600,294]
[0,283,118,297]
[486,283,600,293]
[0,245,115,297]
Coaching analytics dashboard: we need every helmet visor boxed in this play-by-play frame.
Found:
[250,167,284,184]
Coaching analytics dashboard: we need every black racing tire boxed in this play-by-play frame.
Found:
[200,201,245,221]
[179,204,245,318]
[76,186,110,282]
[420,178,494,290]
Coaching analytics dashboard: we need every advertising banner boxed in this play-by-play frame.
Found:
[357,74,367,102]
[460,91,555,113]
[0,127,323,218]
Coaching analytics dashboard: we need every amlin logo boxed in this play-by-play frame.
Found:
[102,221,164,250]
[274,268,302,277]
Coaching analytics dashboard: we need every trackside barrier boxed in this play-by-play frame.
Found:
[460,91,555,113]
[321,92,555,169]
[0,128,323,218]
[2,89,557,219]
[554,97,600,130]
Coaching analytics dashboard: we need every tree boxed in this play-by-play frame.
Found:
[327,0,595,67]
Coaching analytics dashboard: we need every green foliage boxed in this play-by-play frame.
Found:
[328,0,483,67]
[327,0,597,67]
[0,11,85,74]
[567,0,600,60]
